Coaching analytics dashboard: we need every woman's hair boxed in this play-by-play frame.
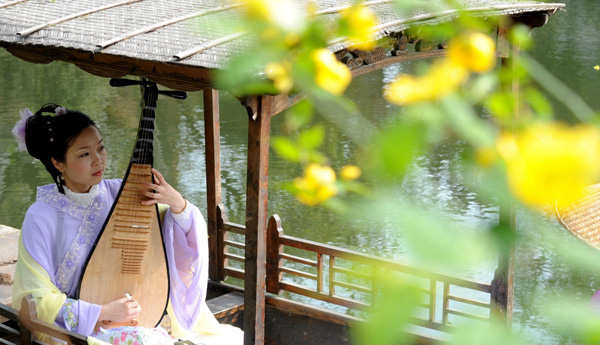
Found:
[25,104,98,194]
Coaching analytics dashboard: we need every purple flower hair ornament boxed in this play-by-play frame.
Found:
[55,106,67,116]
[11,108,33,151]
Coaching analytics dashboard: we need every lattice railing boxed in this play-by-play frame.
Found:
[215,206,492,331]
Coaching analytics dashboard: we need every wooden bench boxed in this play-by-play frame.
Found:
[0,295,87,345]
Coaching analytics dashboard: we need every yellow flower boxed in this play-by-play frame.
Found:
[475,146,498,168]
[595,65,600,71]
[384,74,422,105]
[244,0,272,21]
[265,62,293,93]
[422,59,468,98]
[340,165,362,180]
[294,163,338,206]
[284,32,300,47]
[340,4,378,51]
[497,123,600,209]
[244,0,305,31]
[304,163,336,188]
[448,32,496,73]
[385,59,467,105]
[311,48,352,95]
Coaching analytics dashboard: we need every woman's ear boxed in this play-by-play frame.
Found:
[51,158,64,173]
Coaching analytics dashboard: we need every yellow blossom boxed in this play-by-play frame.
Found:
[422,59,468,98]
[497,123,600,209]
[244,0,272,21]
[385,59,467,105]
[340,165,361,180]
[294,163,338,206]
[595,65,600,71]
[305,1,319,16]
[475,146,498,168]
[266,62,293,93]
[448,32,496,73]
[244,0,305,31]
[340,4,378,51]
[284,32,300,47]
[311,48,352,95]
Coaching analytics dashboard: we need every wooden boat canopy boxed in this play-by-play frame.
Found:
[0,0,563,91]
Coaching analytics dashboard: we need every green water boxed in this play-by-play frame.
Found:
[1,1,599,342]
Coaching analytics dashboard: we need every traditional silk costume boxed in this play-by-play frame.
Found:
[12,179,224,344]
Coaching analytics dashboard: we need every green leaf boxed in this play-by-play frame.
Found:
[298,125,325,149]
[353,276,423,345]
[443,94,497,147]
[449,322,528,345]
[525,87,553,119]
[271,136,301,162]
[285,99,314,131]
[467,73,498,103]
[509,24,533,50]
[545,296,600,345]
[365,119,427,179]
[487,91,515,122]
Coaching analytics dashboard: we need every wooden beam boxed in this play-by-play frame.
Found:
[204,88,223,281]
[0,43,214,91]
[243,95,273,345]
[239,93,304,119]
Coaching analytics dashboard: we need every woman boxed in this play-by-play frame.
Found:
[11,104,208,344]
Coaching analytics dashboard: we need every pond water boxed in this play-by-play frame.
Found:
[0,1,598,343]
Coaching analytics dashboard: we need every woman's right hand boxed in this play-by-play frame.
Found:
[98,296,141,323]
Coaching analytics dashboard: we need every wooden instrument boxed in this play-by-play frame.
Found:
[78,78,186,328]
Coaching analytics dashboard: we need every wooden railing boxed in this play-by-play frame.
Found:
[215,206,492,332]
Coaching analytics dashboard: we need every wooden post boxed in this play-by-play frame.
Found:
[243,95,272,345]
[490,18,519,327]
[217,204,229,280]
[491,199,516,326]
[19,295,35,345]
[203,88,223,281]
[490,12,550,323]
[266,214,283,294]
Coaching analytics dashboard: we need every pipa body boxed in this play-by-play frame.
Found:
[78,82,169,328]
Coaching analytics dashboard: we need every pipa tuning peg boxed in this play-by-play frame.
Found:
[109,78,143,87]
[157,90,187,100]
[109,78,186,99]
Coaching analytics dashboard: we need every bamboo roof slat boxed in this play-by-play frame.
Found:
[315,0,393,15]
[173,31,246,61]
[0,0,26,10]
[97,4,242,49]
[17,0,143,37]
[0,0,564,89]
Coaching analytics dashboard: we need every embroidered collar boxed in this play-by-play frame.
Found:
[64,184,99,207]
[36,183,106,221]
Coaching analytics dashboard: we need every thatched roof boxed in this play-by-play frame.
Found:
[0,0,564,91]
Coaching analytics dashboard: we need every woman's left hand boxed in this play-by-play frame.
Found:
[142,168,187,213]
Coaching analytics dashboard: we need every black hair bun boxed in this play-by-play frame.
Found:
[25,113,55,161]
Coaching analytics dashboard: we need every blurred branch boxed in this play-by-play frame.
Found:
[523,53,596,122]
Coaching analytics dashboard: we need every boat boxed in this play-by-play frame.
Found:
[0,0,564,344]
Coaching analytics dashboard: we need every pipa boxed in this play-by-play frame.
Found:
[78,78,186,328]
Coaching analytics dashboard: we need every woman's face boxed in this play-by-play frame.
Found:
[53,126,107,193]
